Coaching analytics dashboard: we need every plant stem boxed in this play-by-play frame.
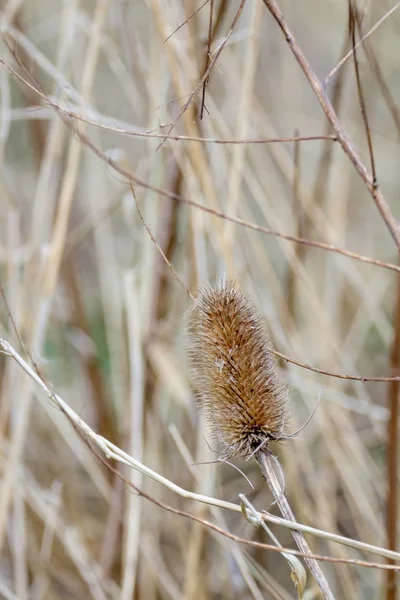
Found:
[387,267,400,599]
[256,451,335,599]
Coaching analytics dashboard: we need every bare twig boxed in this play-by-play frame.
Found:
[83,131,400,274]
[130,184,193,300]
[7,60,396,275]
[8,61,398,276]
[199,0,214,119]
[163,0,210,43]
[262,0,400,250]
[349,2,377,185]
[0,61,340,144]
[275,350,400,383]
[358,23,400,139]
[324,1,400,87]
[162,0,247,140]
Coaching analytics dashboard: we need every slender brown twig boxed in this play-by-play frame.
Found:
[163,0,210,43]
[355,16,400,139]
[130,184,193,300]
[8,61,400,276]
[3,63,400,272]
[199,0,214,119]
[161,0,247,142]
[275,350,400,383]
[262,0,400,250]
[0,64,338,145]
[324,1,400,87]
[349,1,377,185]
[80,129,400,275]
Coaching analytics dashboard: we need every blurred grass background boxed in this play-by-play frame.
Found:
[0,0,400,598]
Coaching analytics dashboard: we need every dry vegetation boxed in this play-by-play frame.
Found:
[0,0,400,598]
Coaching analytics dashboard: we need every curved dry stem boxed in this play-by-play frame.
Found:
[1,338,400,568]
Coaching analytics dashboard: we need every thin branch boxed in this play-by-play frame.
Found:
[0,63,338,144]
[262,0,400,250]
[357,21,400,139]
[161,0,247,141]
[210,0,229,42]
[349,1,377,185]
[130,184,194,300]
[324,1,400,87]
[163,0,210,43]
[3,61,400,276]
[199,0,214,119]
[275,350,400,383]
[80,130,400,275]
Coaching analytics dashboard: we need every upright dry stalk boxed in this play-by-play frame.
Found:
[387,269,400,600]
[187,280,335,599]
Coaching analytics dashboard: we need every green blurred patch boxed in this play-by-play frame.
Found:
[89,310,111,378]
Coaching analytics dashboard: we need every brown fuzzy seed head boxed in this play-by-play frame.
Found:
[187,280,287,459]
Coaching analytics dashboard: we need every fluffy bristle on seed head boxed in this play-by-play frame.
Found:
[187,279,287,459]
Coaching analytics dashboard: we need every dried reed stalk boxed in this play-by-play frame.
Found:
[187,279,335,599]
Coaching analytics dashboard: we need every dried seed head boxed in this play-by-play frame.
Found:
[187,279,287,459]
